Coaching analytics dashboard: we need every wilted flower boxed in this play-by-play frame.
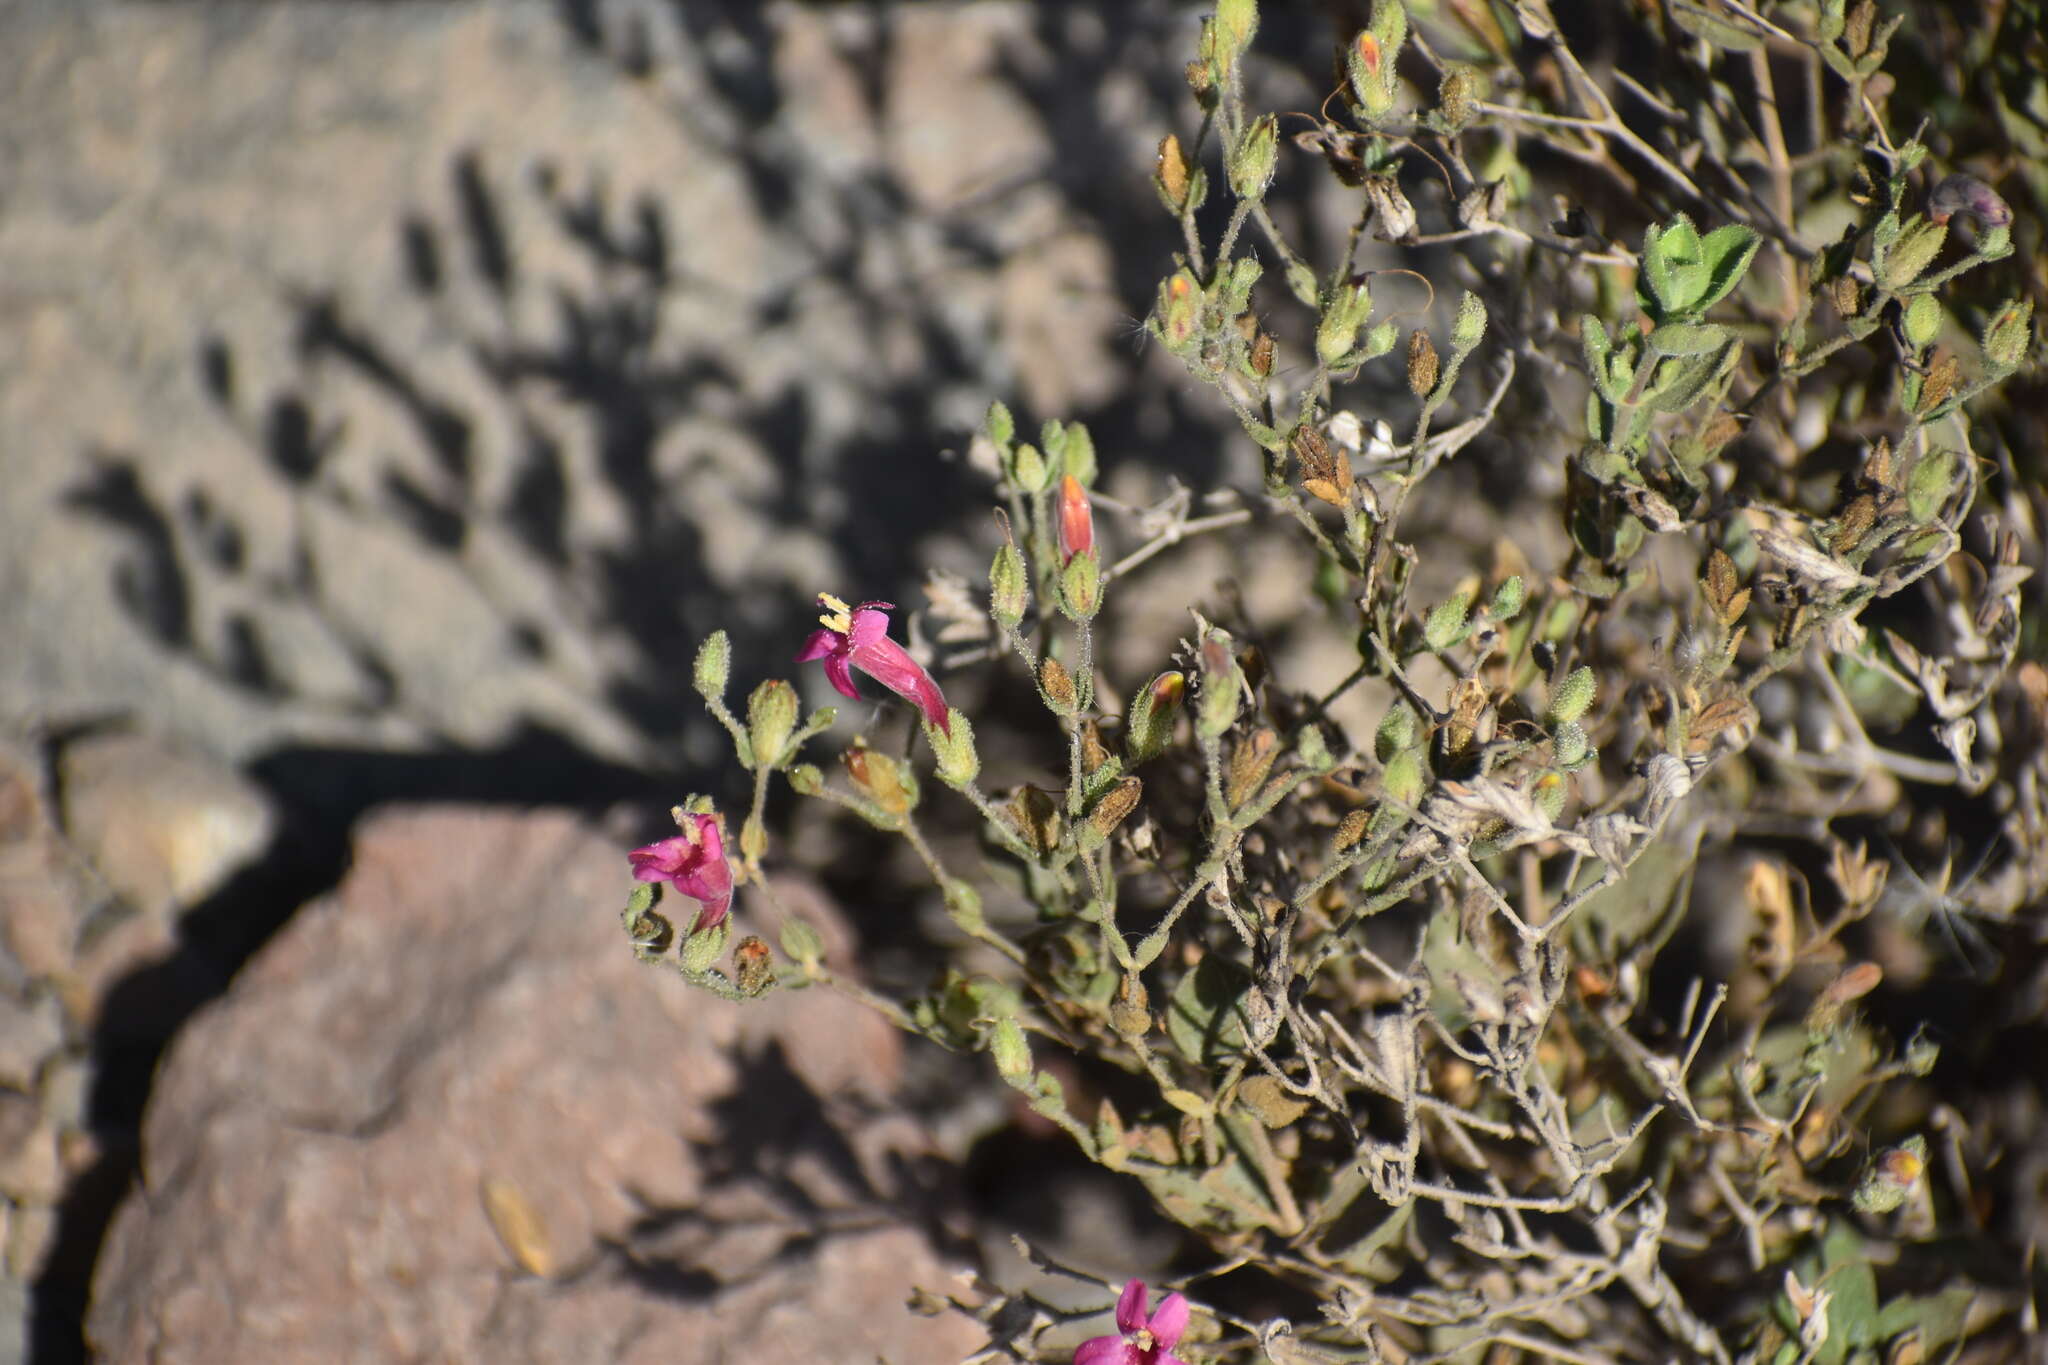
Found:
[628,811,733,933]
[1075,1280,1189,1365]
[798,594,951,734]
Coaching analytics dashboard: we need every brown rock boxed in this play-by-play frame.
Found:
[86,806,980,1364]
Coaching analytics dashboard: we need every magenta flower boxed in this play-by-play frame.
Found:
[797,594,951,734]
[627,812,733,933]
[1075,1280,1189,1365]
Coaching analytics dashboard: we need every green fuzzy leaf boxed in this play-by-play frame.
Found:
[1647,322,1730,356]
[1165,955,1250,1067]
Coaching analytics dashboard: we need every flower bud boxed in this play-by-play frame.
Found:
[1346,0,1407,121]
[1362,320,1400,358]
[990,539,1030,630]
[1547,665,1598,726]
[1125,670,1185,763]
[747,679,799,769]
[693,630,730,701]
[1155,270,1203,356]
[1010,441,1049,494]
[787,763,823,796]
[1852,1135,1926,1214]
[1490,574,1525,619]
[679,918,730,974]
[1533,771,1567,822]
[1155,133,1193,212]
[984,399,1015,450]
[928,708,980,787]
[1056,475,1094,563]
[1228,113,1279,202]
[1196,632,1244,739]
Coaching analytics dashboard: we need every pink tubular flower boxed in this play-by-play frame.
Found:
[797,594,951,734]
[1075,1280,1189,1365]
[628,812,733,933]
[1057,474,1095,564]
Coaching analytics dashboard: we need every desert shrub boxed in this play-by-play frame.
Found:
[621,1,2046,1359]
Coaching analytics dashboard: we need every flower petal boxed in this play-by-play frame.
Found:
[1114,1280,1148,1335]
[822,654,862,701]
[1073,1336,1136,1365]
[1146,1292,1189,1351]
[627,836,688,881]
[850,635,950,733]
[796,627,845,663]
[846,602,894,650]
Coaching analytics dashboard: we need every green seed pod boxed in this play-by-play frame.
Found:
[1881,215,1947,290]
[1424,591,1472,651]
[1196,632,1244,739]
[778,916,824,968]
[747,679,799,769]
[1983,298,2034,373]
[1059,550,1102,620]
[1040,656,1079,715]
[1228,113,1280,202]
[928,709,980,788]
[943,879,986,934]
[1383,748,1425,807]
[787,763,824,796]
[1361,320,1400,358]
[990,1016,1033,1082]
[990,540,1029,630]
[1213,0,1259,61]
[1316,278,1374,367]
[679,919,730,975]
[1547,666,1598,726]
[1451,290,1488,354]
[693,630,731,702]
[1907,448,1959,523]
[1902,292,1942,350]
[1375,703,1416,762]
[1553,719,1588,768]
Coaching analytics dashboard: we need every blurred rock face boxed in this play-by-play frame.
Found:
[85,807,974,1364]
[0,0,1127,771]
